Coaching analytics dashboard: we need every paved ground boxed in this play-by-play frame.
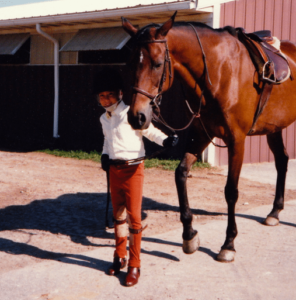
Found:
[1,200,296,300]
[220,159,296,189]
[1,160,296,300]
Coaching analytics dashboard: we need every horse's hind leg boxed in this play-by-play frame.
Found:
[264,131,289,226]
[175,136,210,254]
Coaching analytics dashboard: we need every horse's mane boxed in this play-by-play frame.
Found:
[173,21,213,30]
[218,25,238,37]
[134,21,237,41]
[175,22,238,37]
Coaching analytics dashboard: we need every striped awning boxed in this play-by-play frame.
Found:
[60,27,131,52]
[0,33,30,55]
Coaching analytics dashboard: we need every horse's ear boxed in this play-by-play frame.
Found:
[156,11,177,38]
[122,17,138,37]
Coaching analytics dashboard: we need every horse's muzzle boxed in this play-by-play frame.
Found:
[128,110,149,130]
[137,112,146,128]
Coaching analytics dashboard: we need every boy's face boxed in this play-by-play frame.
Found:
[97,91,120,108]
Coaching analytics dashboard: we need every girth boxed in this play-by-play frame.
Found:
[236,27,293,134]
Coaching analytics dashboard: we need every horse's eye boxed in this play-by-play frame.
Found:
[153,63,162,70]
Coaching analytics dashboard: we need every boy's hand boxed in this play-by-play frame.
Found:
[163,135,179,148]
[101,154,110,172]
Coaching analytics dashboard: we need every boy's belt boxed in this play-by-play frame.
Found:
[110,159,127,165]
[110,159,142,166]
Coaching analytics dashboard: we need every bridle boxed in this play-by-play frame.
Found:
[132,38,199,133]
[131,24,227,147]
[132,39,172,111]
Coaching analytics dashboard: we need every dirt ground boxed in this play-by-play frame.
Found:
[1,150,296,276]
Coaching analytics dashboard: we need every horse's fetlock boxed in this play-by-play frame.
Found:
[180,212,193,225]
[182,228,197,241]
[274,196,284,210]
[226,228,238,239]
[221,244,236,252]
[277,202,284,211]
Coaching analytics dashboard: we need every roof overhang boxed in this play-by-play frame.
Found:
[0,1,195,31]
[0,0,235,34]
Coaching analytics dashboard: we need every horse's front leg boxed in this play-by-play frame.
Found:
[217,138,245,262]
[175,152,199,253]
[175,137,210,254]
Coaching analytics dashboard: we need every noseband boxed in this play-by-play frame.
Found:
[132,39,172,110]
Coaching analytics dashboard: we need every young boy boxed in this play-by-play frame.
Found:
[95,68,178,287]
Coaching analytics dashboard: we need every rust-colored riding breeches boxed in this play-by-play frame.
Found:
[109,162,144,268]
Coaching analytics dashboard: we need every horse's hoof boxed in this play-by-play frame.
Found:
[183,233,200,254]
[263,216,279,226]
[216,249,235,263]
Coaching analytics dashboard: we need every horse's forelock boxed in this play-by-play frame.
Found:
[134,23,161,42]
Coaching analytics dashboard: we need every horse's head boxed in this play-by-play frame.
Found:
[122,13,176,130]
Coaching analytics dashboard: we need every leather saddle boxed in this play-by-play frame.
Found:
[236,27,292,84]
[235,27,293,134]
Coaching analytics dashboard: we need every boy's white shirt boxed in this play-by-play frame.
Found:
[100,101,167,160]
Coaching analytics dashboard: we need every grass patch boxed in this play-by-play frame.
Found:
[38,149,102,162]
[38,149,211,170]
[144,158,211,170]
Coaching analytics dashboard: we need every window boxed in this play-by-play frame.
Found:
[0,34,30,64]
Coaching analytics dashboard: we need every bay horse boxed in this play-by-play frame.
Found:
[122,13,296,262]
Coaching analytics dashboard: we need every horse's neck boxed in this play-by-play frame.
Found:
[169,27,220,89]
[169,26,248,93]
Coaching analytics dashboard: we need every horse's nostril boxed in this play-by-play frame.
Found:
[138,113,146,126]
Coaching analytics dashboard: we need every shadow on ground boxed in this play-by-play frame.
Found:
[1,193,295,269]
[0,192,224,243]
[0,193,187,267]
[0,237,111,272]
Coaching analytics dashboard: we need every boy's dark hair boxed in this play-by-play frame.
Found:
[93,68,123,94]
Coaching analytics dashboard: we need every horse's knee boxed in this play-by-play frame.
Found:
[175,162,189,184]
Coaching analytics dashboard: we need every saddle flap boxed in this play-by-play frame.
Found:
[265,49,290,82]
[236,27,291,84]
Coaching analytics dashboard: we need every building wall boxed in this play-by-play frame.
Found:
[0,65,100,151]
[216,0,296,166]
[30,32,77,65]
[0,63,189,157]
[0,13,208,155]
